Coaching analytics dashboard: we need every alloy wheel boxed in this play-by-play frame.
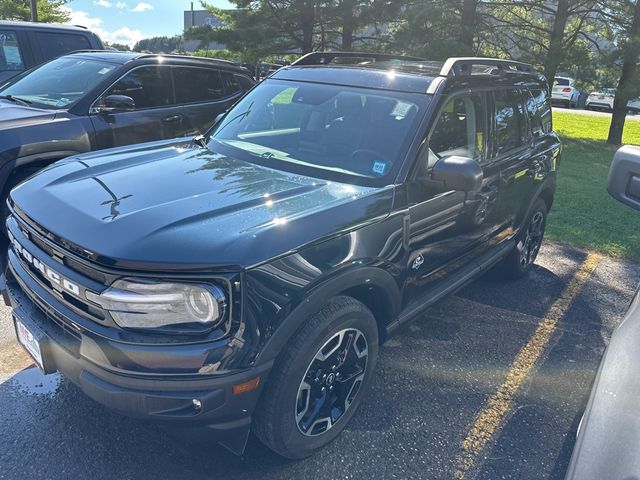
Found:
[520,210,545,267]
[295,328,368,437]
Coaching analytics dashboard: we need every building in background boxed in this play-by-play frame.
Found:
[183,4,225,52]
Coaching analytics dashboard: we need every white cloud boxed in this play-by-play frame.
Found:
[115,2,128,8]
[131,2,153,12]
[93,0,112,7]
[63,7,146,47]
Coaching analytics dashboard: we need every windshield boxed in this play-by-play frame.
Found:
[0,57,118,109]
[209,79,428,182]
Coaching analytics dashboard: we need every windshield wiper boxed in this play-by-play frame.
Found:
[0,95,31,106]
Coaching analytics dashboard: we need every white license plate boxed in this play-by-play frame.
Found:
[15,319,44,371]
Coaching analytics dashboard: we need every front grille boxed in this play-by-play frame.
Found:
[9,215,109,324]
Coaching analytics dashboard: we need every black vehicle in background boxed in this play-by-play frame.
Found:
[0,21,103,83]
[2,53,560,459]
[0,50,255,225]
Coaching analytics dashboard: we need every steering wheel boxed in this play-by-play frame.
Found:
[351,149,390,163]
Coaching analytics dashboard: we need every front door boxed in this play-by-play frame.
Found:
[90,65,186,149]
[404,91,502,305]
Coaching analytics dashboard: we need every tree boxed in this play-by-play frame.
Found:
[0,0,70,23]
[608,0,640,145]
[133,36,184,53]
[108,42,131,51]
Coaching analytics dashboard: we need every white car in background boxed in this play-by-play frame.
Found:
[586,88,640,114]
[551,76,580,108]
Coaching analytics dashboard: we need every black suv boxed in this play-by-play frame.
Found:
[1,53,560,459]
[0,21,103,83]
[0,50,254,223]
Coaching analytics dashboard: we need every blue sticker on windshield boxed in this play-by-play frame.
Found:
[372,160,388,176]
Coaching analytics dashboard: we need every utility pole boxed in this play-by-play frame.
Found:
[30,0,38,22]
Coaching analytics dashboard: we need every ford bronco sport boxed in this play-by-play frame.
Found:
[1,52,560,459]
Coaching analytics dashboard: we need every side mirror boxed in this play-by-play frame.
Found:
[97,94,135,113]
[608,145,640,211]
[213,112,225,126]
[431,155,483,191]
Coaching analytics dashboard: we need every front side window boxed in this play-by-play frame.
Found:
[0,56,117,109]
[0,31,24,72]
[526,88,552,136]
[429,93,486,166]
[35,32,91,60]
[209,79,428,181]
[174,67,224,103]
[494,89,527,154]
[105,66,174,109]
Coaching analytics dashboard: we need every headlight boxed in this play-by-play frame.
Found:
[86,278,227,330]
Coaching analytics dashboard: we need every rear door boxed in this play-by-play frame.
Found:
[490,88,538,235]
[173,66,245,136]
[90,65,186,149]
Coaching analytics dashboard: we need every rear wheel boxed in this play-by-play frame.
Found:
[253,296,379,459]
[496,198,547,279]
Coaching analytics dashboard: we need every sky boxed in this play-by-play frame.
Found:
[62,0,234,47]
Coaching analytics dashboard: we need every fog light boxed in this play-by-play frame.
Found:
[192,399,202,411]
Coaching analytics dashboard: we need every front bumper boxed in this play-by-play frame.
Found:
[2,259,272,453]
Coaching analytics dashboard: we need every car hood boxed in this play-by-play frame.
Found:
[10,139,394,271]
[0,101,58,127]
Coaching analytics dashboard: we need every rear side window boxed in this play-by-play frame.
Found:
[35,32,91,60]
[235,74,254,91]
[429,93,487,165]
[526,88,552,136]
[174,67,225,103]
[494,89,527,154]
[0,31,24,71]
[221,71,242,96]
[105,66,174,109]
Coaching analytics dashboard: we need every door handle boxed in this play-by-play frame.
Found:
[162,114,182,123]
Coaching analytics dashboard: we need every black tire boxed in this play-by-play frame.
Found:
[0,168,38,237]
[495,198,548,280]
[253,296,379,459]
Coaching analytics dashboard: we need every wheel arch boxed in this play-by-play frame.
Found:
[254,265,401,365]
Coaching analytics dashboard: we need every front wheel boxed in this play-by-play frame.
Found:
[253,296,379,459]
[495,198,548,279]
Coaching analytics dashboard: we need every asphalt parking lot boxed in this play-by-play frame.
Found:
[0,243,637,480]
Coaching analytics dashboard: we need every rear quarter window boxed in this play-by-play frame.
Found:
[35,32,91,61]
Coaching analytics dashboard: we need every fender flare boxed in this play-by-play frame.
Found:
[254,265,401,364]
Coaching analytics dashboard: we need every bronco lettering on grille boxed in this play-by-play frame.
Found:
[8,230,81,298]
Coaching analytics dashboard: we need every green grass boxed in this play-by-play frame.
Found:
[547,112,640,262]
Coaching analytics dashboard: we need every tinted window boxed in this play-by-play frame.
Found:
[235,74,254,91]
[0,57,117,109]
[527,88,552,136]
[211,79,427,180]
[429,93,486,166]
[494,89,527,154]
[174,67,224,103]
[0,31,24,71]
[106,66,174,109]
[221,71,241,96]
[553,78,570,87]
[35,32,91,60]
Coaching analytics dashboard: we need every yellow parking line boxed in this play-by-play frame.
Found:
[452,252,603,479]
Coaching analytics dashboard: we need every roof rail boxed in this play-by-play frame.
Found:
[292,51,426,66]
[137,53,236,65]
[439,57,535,76]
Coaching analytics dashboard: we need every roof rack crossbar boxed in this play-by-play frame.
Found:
[292,51,426,66]
[440,57,535,76]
